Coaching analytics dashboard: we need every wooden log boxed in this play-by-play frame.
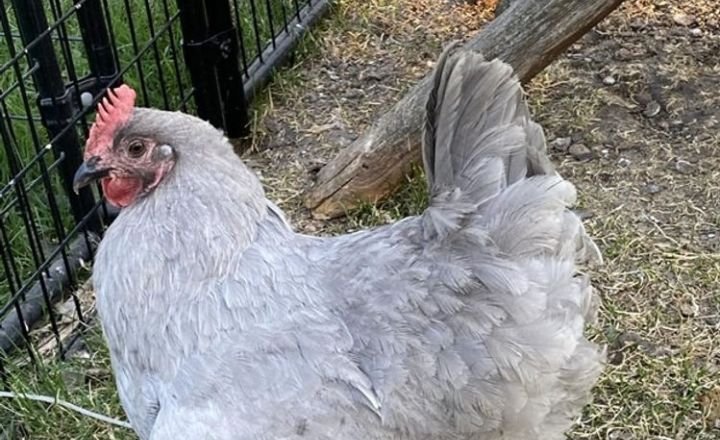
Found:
[494,0,513,16]
[305,0,626,219]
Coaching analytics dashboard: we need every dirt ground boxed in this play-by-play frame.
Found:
[242,0,720,438]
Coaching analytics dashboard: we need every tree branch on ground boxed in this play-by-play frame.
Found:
[304,0,627,219]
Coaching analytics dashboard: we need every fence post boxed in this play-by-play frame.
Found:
[10,0,100,232]
[74,0,120,89]
[176,0,250,139]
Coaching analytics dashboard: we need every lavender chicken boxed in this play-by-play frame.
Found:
[73,46,605,440]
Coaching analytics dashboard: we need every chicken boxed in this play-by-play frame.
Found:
[73,46,605,440]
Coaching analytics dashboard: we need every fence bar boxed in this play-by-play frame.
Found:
[10,0,100,232]
[177,0,249,138]
[0,236,96,357]
[243,0,331,103]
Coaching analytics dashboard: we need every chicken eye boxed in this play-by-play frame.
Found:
[127,141,146,158]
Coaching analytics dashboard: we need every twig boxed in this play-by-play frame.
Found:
[0,390,132,429]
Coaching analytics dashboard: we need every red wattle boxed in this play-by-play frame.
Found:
[101,176,143,208]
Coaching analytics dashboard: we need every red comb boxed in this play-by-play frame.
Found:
[85,84,136,158]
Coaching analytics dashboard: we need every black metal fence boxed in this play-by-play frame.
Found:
[0,0,328,379]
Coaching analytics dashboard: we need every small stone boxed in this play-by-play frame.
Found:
[674,159,692,174]
[615,48,632,61]
[71,349,92,360]
[679,297,699,317]
[643,100,662,118]
[345,89,363,99]
[549,137,572,152]
[602,75,616,85]
[645,183,662,194]
[673,13,696,27]
[689,28,702,37]
[608,350,624,365]
[629,19,645,30]
[568,143,593,161]
[360,71,386,81]
[618,157,631,167]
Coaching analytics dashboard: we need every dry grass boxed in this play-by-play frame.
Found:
[244,0,497,233]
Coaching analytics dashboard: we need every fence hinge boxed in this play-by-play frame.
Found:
[37,76,118,131]
[182,27,238,64]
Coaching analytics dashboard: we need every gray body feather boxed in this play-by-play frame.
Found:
[94,47,604,440]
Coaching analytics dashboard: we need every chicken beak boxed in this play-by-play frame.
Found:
[73,157,110,194]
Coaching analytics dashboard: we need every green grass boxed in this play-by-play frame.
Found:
[345,166,428,230]
[0,323,133,439]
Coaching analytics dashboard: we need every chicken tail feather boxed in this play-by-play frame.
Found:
[422,44,554,202]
